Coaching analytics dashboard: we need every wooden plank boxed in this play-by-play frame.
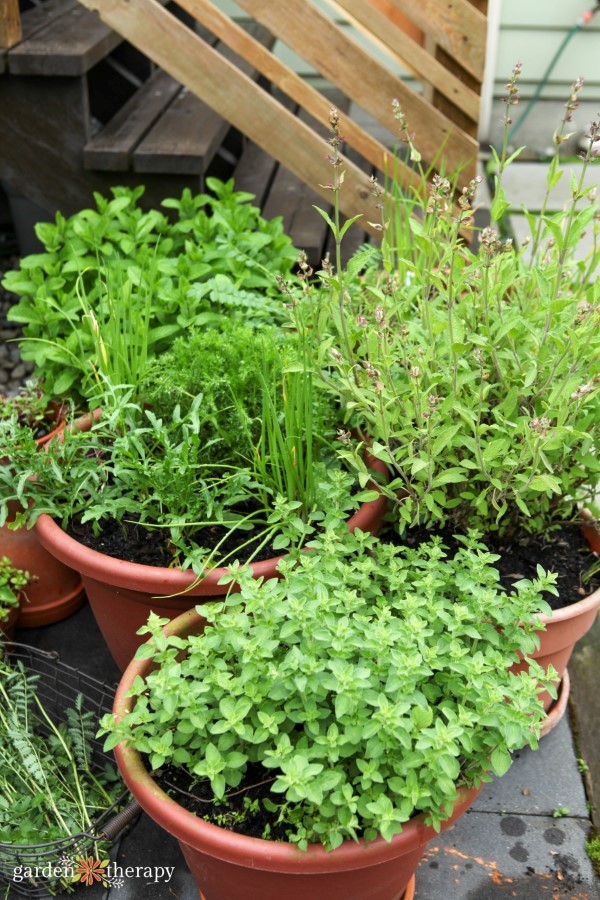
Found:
[176,0,419,191]
[232,139,278,206]
[233,0,478,177]
[8,2,121,75]
[263,94,348,264]
[74,0,384,235]
[383,0,487,81]
[133,23,274,175]
[232,90,296,205]
[1,0,79,72]
[0,72,202,217]
[133,86,230,174]
[422,0,486,178]
[327,0,480,121]
[83,68,181,170]
[0,0,21,50]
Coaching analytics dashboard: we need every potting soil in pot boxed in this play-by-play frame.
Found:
[386,522,600,611]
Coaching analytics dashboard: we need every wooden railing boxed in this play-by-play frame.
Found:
[57,0,487,227]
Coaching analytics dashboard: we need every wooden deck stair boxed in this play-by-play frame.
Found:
[1,0,487,262]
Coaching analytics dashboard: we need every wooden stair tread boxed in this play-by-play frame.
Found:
[8,1,121,76]
[132,22,273,176]
[1,0,76,74]
[83,68,181,171]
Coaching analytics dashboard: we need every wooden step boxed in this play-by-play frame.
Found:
[132,22,274,176]
[1,0,73,74]
[84,21,274,177]
[84,68,181,171]
[7,0,120,76]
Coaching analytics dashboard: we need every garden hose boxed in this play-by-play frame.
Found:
[507,4,600,145]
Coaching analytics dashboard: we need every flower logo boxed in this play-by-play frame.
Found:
[72,856,110,887]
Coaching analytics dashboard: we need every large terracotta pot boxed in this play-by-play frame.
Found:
[0,407,85,627]
[516,520,600,713]
[34,454,388,670]
[113,608,480,900]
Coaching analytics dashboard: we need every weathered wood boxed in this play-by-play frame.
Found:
[84,69,181,170]
[0,72,201,216]
[422,0,487,176]
[176,0,420,191]
[74,0,384,234]
[233,0,478,177]
[0,0,21,50]
[8,2,121,75]
[327,0,480,121]
[133,22,274,175]
[133,86,231,175]
[383,0,487,81]
[1,0,79,73]
[263,94,348,263]
[232,139,278,206]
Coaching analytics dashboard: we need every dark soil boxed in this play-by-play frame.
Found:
[156,760,291,842]
[66,513,599,609]
[387,521,600,612]
[66,510,280,569]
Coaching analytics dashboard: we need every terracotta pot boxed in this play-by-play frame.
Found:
[113,608,480,900]
[0,502,86,627]
[34,440,388,669]
[539,668,570,738]
[515,520,600,713]
[0,405,85,627]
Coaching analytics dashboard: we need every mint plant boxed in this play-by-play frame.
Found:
[3,180,297,403]
[101,528,556,850]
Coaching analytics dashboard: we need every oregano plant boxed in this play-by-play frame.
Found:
[100,528,557,850]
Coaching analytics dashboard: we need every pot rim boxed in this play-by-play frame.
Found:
[538,518,600,624]
[113,607,479,874]
[34,453,388,594]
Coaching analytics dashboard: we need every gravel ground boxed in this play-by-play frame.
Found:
[0,255,35,395]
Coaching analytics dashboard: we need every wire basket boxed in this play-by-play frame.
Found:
[0,643,138,898]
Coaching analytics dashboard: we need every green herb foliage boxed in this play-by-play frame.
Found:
[0,372,360,575]
[0,660,122,891]
[101,528,556,850]
[140,323,284,464]
[0,557,34,625]
[295,77,599,539]
[3,180,297,403]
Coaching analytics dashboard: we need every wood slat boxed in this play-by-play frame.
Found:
[383,0,487,81]
[2,0,74,72]
[234,0,478,177]
[232,139,278,207]
[176,0,420,192]
[133,22,274,175]
[133,86,230,175]
[75,0,383,233]
[327,0,480,122]
[0,0,21,50]
[84,68,181,170]
[8,2,121,75]
[263,94,348,263]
